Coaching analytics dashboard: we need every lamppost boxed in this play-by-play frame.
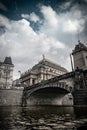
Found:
[70,53,74,71]
[18,70,21,77]
[18,70,22,85]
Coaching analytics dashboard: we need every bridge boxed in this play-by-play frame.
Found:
[20,42,87,106]
[21,71,72,106]
[21,68,87,106]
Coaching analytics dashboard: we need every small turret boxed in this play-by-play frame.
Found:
[4,57,13,65]
[0,57,14,87]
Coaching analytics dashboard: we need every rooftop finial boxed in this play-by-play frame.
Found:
[77,30,80,43]
[78,40,80,44]
[42,54,45,60]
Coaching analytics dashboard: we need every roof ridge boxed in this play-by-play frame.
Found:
[40,57,61,67]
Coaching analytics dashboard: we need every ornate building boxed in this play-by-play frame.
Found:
[0,57,14,88]
[20,57,68,86]
[72,41,87,70]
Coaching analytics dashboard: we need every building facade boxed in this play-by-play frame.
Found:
[20,57,67,86]
[0,57,14,88]
[72,41,87,70]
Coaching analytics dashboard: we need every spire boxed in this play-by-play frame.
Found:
[77,29,80,43]
[78,40,80,44]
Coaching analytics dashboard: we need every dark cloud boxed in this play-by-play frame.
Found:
[70,0,87,19]
[76,1,87,39]
[59,0,87,43]
[73,0,87,42]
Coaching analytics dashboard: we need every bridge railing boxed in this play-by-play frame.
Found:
[25,71,74,89]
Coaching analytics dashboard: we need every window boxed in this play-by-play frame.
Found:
[32,79,35,84]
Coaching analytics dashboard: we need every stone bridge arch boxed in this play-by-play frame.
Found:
[22,82,73,106]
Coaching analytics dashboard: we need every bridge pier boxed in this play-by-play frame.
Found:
[73,89,87,106]
[21,87,27,107]
[72,68,87,106]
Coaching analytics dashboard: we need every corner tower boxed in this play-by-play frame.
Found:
[0,57,14,88]
[72,41,87,70]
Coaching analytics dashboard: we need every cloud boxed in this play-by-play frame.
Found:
[39,4,85,51]
[21,12,40,23]
[0,3,86,79]
[59,1,72,10]
[21,14,30,20]
[40,5,85,34]
[60,11,85,33]
[29,12,40,22]
[0,15,10,29]
[0,14,65,79]
[41,5,58,28]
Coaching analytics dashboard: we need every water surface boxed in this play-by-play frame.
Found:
[0,106,87,130]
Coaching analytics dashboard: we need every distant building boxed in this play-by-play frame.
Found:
[20,57,67,86]
[72,41,87,70]
[12,78,21,87]
[0,57,14,88]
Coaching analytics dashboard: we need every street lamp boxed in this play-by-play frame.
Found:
[70,53,74,71]
[18,70,21,85]
[18,70,21,77]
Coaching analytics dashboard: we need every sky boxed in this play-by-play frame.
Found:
[0,0,87,80]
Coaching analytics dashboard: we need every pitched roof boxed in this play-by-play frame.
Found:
[3,57,13,65]
[32,57,67,72]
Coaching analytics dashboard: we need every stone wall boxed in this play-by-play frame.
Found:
[0,89,23,106]
[73,88,87,105]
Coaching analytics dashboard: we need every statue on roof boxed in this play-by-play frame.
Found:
[42,54,45,61]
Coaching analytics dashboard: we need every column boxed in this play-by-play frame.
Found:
[41,73,44,81]
[30,78,32,86]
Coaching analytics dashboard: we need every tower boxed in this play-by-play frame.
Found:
[72,41,87,70]
[72,42,87,105]
[0,57,14,88]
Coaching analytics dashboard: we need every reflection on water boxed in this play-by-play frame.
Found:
[0,106,87,130]
[74,106,87,119]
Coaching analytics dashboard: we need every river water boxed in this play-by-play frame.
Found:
[0,106,87,130]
